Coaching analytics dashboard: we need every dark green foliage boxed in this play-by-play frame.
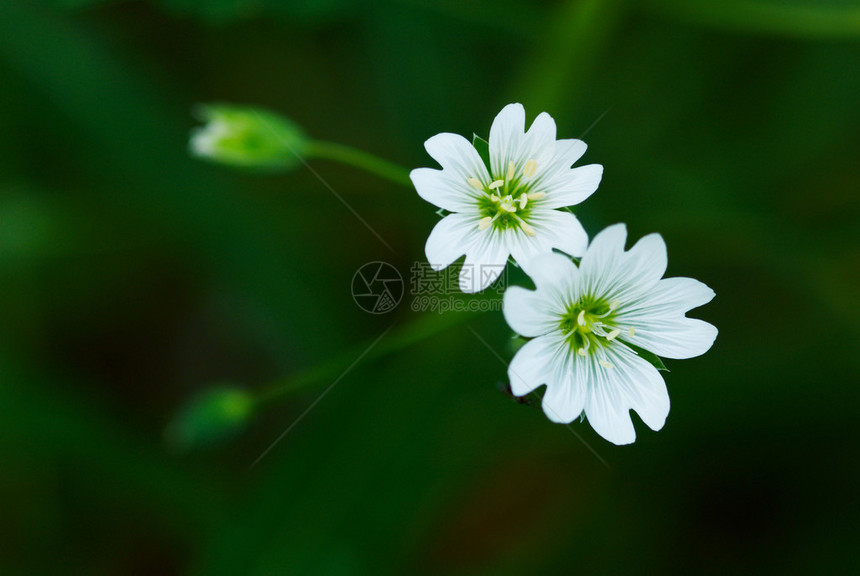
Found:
[1,1,858,575]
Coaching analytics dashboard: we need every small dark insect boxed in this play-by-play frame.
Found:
[495,381,540,407]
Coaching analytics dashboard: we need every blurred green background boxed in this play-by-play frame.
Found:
[1,0,858,574]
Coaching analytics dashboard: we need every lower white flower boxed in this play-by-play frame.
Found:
[503,224,718,445]
[411,103,603,293]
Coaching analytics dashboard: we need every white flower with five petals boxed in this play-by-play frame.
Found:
[503,224,717,445]
[411,103,603,293]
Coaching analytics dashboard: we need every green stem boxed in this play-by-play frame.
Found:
[304,140,413,187]
[254,309,481,408]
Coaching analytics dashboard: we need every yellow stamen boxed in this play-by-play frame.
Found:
[478,216,493,230]
[527,192,545,200]
[628,327,636,337]
[523,159,538,178]
[467,177,483,190]
[577,310,587,326]
[519,194,528,210]
[489,194,500,202]
[599,360,614,369]
[606,329,621,341]
[610,300,621,310]
[577,348,587,357]
[506,161,515,181]
[519,221,536,236]
[488,179,504,190]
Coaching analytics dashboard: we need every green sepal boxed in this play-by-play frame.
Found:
[508,333,528,355]
[623,342,670,372]
[472,133,491,170]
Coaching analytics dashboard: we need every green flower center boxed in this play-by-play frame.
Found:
[468,160,545,235]
[559,295,630,364]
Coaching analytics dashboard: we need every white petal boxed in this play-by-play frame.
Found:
[424,132,489,182]
[541,353,588,424]
[505,211,587,285]
[579,223,628,296]
[582,361,637,445]
[616,276,718,358]
[625,317,718,360]
[553,138,588,168]
[410,167,481,212]
[583,345,669,445]
[459,231,509,293]
[541,164,603,209]
[533,209,589,258]
[508,333,565,396]
[605,345,671,432]
[635,276,716,315]
[516,250,578,293]
[488,103,526,176]
[425,213,479,271]
[518,112,558,167]
[503,286,559,338]
[580,225,669,306]
[619,232,668,294]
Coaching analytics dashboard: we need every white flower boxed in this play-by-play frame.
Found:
[411,103,603,293]
[502,224,717,445]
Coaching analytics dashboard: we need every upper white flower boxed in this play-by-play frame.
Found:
[503,224,718,445]
[411,103,603,293]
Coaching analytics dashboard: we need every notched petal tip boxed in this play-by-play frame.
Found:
[526,111,558,142]
[509,375,543,398]
[588,408,637,445]
[424,214,475,272]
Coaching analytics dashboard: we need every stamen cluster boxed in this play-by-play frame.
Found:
[559,297,635,367]
[469,160,545,236]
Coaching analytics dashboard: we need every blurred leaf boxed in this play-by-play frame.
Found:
[647,0,860,38]
[194,321,579,575]
[0,1,349,361]
[49,0,361,23]
[0,355,230,573]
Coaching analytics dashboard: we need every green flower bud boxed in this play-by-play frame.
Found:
[164,384,255,452]
[189,103,307,170]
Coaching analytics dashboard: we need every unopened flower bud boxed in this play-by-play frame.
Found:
[164,384,255,452]
[189,103,307,170]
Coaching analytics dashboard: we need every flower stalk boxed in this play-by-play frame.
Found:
[304,140,412,187]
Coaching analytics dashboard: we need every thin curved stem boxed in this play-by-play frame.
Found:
[253,309,482,408]
[304,140,413,187]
